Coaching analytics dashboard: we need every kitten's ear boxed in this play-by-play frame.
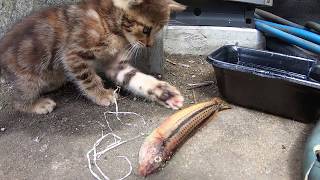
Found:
[168,0,187,12]
[128,0,144,6]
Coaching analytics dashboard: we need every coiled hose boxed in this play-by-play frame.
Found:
[256,19,320,45]
[255,21,320,54]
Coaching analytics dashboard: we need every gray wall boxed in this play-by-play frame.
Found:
[0,0,80,37]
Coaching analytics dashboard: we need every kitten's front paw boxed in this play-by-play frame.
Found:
[149,82,184,110]
[32,98,57,114]
[94,89,117,107]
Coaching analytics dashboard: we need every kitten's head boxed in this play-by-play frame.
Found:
[113,0,186,47]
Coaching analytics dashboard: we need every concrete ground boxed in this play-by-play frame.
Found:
[0,55,314,180]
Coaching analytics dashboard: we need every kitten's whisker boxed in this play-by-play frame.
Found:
[167,19,189,25]
[134,42,143,64]
[120,45,131,60]
[123,42,143,64]
[134,46,141,62]
[135,41,143,48]
[130,43,139,64]
[132,45,138,65]
[133,43,140,60]
[125,44,136,61]
[120,49,129,61]
[122,44,135,61]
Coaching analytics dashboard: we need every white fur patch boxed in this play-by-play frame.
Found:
[112,0,129,10]
[128,72,157,96]
[86,9,100,20]
[116,66,136,83]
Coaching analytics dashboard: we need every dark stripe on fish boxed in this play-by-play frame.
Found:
[164,105,214,145]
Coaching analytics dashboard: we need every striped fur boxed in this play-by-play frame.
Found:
[0,0,186,114]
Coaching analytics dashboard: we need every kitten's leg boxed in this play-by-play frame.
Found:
[13,79,56,114]
[106,62,184,109]
[64,51,115,106]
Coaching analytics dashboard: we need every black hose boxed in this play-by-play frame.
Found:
[306,21,320,34]
[254,13,264,20]
[255,9,304,29]
[266,37,319,60]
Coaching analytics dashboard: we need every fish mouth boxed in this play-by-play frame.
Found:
[138,165,150,177]
[138,163,159,177]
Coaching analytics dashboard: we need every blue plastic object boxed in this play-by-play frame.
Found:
[255,21,320,54]
[256,19,320,45]
[304,121,320,180]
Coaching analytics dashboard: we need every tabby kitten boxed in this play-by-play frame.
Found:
[0,0,186,114]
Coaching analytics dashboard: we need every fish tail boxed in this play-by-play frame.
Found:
[211,97,231,110]
[220,103,231,111]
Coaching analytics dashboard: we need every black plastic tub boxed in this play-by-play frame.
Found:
[207,45,320,123]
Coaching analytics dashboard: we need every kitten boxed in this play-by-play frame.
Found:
[0,0,186,114]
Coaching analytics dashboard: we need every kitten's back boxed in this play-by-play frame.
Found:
[0,6,69,75]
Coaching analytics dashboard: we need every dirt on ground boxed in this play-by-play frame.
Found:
[0,55,313,180]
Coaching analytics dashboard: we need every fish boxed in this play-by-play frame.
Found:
[138,97,230,177]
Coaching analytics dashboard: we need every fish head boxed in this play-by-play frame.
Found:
[138,137,165,177]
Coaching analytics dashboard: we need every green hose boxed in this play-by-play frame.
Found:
[255,9,304,29]
[306,22,320,34]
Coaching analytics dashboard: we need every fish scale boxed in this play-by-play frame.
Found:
[138,97,230,177]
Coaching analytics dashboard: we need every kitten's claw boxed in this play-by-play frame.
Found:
[94,89,116,107]
[165,93,184,110]
[32,98,57,114]
[149,82,184,109]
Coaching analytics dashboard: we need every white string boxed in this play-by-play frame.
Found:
[105,87,147,129]
[117,156,133,180]
[304,144,320,180]
[87,133,143,180]
[87,86,146,180]
[304,160,315,180]
[106,112,146,126]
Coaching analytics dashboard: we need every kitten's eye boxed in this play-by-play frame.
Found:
[143,26,152,35]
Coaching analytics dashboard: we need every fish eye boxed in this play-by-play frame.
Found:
[154,156,162,163]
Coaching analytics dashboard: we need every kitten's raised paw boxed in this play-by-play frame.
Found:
[149,82,184,110]
[94,89,117,107]
[32,98,57,114]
